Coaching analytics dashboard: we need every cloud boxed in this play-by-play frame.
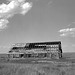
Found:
[59,28,75,37]
[0,19,8,30]
[0,0,32,30]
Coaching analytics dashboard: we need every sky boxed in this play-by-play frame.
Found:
[0,0,75,53]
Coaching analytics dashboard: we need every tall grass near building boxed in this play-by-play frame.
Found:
[0,61,75,75]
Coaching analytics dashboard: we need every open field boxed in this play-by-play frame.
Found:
[63,52,75,59]
[0,60,75,75]
[0,52,75,75]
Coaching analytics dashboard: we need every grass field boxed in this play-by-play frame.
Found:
[0,61,75,75]
[0,52,75,75]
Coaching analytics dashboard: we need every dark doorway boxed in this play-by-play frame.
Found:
[20,54,24,58]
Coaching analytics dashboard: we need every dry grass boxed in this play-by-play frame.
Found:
[0,61,75,75]
[0,53,75,75]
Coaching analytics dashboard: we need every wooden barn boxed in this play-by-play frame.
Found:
[8,41,62,59]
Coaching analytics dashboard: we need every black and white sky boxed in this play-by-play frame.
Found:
[0,0,75,53]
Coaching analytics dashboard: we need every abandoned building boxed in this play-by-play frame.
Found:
[8,41,62,59]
